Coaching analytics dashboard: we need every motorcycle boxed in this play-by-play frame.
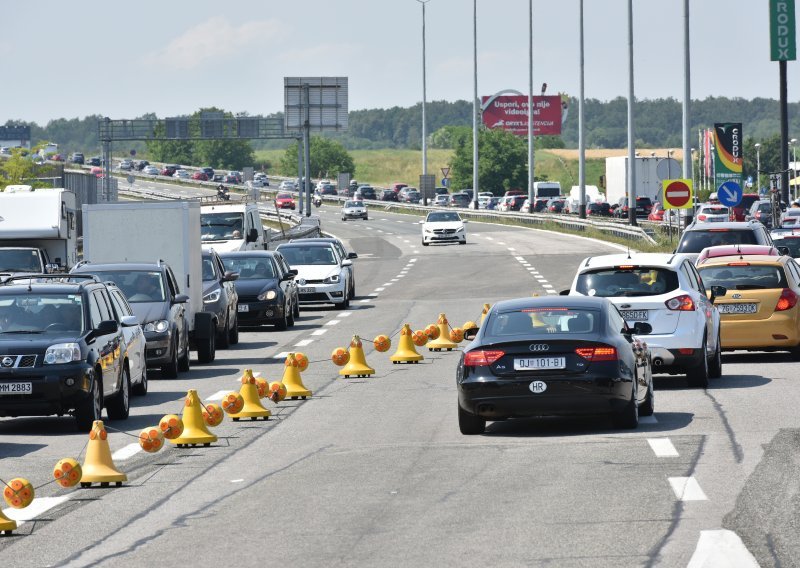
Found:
[313,194,322,207]
[217,185,230,201]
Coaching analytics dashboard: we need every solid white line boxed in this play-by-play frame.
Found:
[687,530,760,568]
[647,438,679,457]
[639,415,659,424]
[3,496,70,526]
[207,390,229,401]
[326,320,341,326]
[337,312,352,317]
[295,339,314,347]
[112,443,142,461]
[273,351,290,358]
[311,329,328,336]
[668,477,708,501]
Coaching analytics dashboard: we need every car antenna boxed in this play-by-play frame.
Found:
[626,246,632,260]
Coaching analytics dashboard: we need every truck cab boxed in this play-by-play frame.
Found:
[200,202,266,252]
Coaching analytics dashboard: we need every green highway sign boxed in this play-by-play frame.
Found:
[770,0,797,61]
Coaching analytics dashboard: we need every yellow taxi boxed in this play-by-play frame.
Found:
[697,254,800,357]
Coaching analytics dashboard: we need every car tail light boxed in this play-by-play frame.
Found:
[697,215,707,221]
[574,346,617,361]
[775,288,798,311]
[463,350,504,366]
[665,294,695,311]
[727,262,750,266]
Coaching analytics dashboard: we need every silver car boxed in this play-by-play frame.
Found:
[341,200,368,221]
[695,205,730,223]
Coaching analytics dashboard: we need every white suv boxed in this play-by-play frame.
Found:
[568,253,725,387]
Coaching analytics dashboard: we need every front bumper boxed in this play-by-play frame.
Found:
[343,210,367,219]
[0,363,94,417]
[423,232,465,244]
[297,282,346,305]
[237,299,285,325]
[144,330,173,365]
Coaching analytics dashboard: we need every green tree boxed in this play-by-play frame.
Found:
[450,129,529,194]
[279,137,355,178]
[0,148,37,189]
[429,125,472,149]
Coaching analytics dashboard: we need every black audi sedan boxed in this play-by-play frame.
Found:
[457,296,653,434]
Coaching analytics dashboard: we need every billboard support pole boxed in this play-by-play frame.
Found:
[472,0,479,207]
[297,137,304,212]
[528,0,535,211]
[303,84,312,217]
[781,60,790,205]
[578,0,586,219]
[626,0,637,227]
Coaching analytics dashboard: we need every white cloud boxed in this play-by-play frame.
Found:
[143,17,288,70]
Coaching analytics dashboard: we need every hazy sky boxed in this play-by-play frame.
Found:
[4,0,795,124]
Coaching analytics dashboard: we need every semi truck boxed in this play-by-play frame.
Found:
[81,201,217,362]
[605,156,668,206]
[533,181,562,199]
[0,187,78,276]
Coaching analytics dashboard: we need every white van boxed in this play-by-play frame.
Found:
[200,202,267,252]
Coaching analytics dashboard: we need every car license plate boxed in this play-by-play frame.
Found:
[619,310,648,321]
[719,303,757,314]
[237,304,249,313]
[0,382,32,395]
[514,357,565,370]
[299,287,314,294]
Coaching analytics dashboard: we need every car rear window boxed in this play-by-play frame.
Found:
[774,238,800,257]
[485,308,599,337]
[575,267,680,297]
[698,264,787,290]
[677,229,759,253]
[740,195,760,210]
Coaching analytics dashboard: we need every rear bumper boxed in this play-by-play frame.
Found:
[720,312,800,349]
[0,364,94,417]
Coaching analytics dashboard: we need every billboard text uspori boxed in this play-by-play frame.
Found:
[481,95,566,136]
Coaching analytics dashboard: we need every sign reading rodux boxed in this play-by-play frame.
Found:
[662,179,693,209]
[713,123,743,191]
[481,95,565,136]
[770,0,797,61]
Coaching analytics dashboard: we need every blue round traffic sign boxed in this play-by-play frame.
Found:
[717,181,742,207]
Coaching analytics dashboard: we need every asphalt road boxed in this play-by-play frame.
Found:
[0,202,796,567]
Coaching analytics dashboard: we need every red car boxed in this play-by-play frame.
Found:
[160,166,177,176]
[191,171,208,181]
[391,182,408,193]
[648,201,666,221]
[731,193,761,221]
[90,166,103,178]
[275,193,296,210]
[695,244,779,266]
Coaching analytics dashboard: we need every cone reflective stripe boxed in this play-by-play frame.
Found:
[3,478,33,509]
[0,508,16,534]
[53,458,83,488]
[390,324,424,363]
[427,313,458,351]
[170,390,218,447]
[340,335,375,377]
[480,304,491,325]
[80,421,127,486]
[229,371,271,421]
[283,353,312,398]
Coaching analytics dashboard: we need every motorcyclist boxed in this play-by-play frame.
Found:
[312,190,322,207]
[217,184,230,201]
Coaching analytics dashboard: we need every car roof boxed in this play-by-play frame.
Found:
[579,253,687,270]
[276,241,334,249]
[218,250,279,258]
[685,221,761,232]
[73,262,166,272]
[492,295,610,313]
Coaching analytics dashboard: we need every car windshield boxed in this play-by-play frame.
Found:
[84,270,167,303]
[0,293,85,333]
[485,308,599,337]
[575,267,680,297]
[427,212,460,222]
[701,206,729,215]
[0,249,42,273]
[222,257,276,279]
[278,246,336,266]
[201,212,244,241]
[345,201,364,208]
[773,238,800,257]
[277,193,292,200]
[678,230,759,253]
[698,264,787,290]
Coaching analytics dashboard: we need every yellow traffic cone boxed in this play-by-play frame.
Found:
[80,421,127,487]
[0,508,16,535]
[427,313,458,351]
[229,369,271,421]
[479,303,491,325]
[283,353,312,399]
[340,335,375,378]
[170,390,218,448]
[390,324,424,364]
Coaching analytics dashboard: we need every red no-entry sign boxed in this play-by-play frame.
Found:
[662,179,693,209]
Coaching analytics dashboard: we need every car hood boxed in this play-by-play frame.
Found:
[288,264,341,281]
[0,333,89,355]
[129,301,169,325]
[234,278,279,296]
[423,221,464,230]
[201,239,246,253]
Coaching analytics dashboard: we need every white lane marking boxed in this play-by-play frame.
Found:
[390,279,399,282]
[412,250,419,253]
[368,293,379,297]
[396,220,404,223]
[3,496,70,526]
[546,290,558,294]
[397,274,406,278]
[295,339,314,347]
[639,415,659,424]
[374,287,385,292]
[498,241,506,245]
[542,284,554,289]
[384,233,394,236]
[207,390,229,401]
[508,247,516,251]
[112,443,142,461]
[515,256,525,261]
[273,351,290,358]
[231,479,244,483]
[472,233,481,236]
[360,298,372,303]
[311,329,328,336]
[687,530,760,568]
[365,227,373,230]
[485,237,494,240]
[338,312,352,317]
[381,218,388,221]
[326,320,341,326]
[536,279,548,283]
[377,229,384,233]
[403,240,410,244]
[668,477,708,501]
[647,438,679,457]
[382,283,393,286]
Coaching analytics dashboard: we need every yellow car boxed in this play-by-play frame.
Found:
[697,254,800,357]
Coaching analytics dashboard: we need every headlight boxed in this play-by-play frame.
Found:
[258,289,278,301]
[456,226,465,232]
[144,320,170,333]
[203,289,221,303]
[323,274,341,284]
[44,343,81,364]
[424,228,433,233]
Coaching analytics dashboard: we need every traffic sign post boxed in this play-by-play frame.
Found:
[717,180,743,207]
[662,179,693,209]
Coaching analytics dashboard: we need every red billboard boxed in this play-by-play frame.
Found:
[481,95,565,136]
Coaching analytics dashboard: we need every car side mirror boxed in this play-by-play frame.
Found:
[631,322,652,335]
[246,228,258,243]
[463,327,479,340]
[121,315,140,327]
[347,252,358,259]
[223,271,239,282]
[559,289,570,296]
[342,259,353,267]
[96,319,119,335]
[281,272,295,281]
[173,294,189,304]
[709,285,727,304]
[288,269,298,277]
[778,246,790,256]
[45,263,59,273]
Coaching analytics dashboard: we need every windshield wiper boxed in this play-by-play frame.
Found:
[0,330,45,334]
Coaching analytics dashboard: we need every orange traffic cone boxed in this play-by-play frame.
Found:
[283,353,312,399]
[229,369,271,421]
[479,303,491,325]
[80,421,127,487]
[340,335,375,378]
[0,509,16,535]
[390,324,424,364]
[170,390,218,448]
[427,313,458,351]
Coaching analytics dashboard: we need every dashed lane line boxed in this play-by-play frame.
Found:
[668,477,708,501]
[112,443,142,461]
[326,320,341,326]
[647,438,679,457]
[337,312,352,318]
[295,339,314,347]
[374,287,385,292]
[311,329,328,336]
[3,496,71,527]
[207,390,228,401]
[687,530,760,568]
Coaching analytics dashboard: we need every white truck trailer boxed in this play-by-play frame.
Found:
[81,201,217,362]
[605,156,665,205]
[0,187,78,275]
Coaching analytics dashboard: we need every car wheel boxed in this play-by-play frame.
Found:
[687,337,709,388]
[287,302,296,327]
[709,333,722,378]
[229,314,239,345]
[422,239,429,247]
[341,294,350,309]
[364,216,368,221]
[458,404,486,435]
[106,365,130,420]
[459,240,467,245]
[178,332,191,372]
[132,364,148,396]
[74,373,103,431]
[612,383,639,429]
[217,313,231,349]
[639,374,655,417]
[161,339,179,378]
[275,309,289,331]
[197,331,215,364]
[293,298,300,318]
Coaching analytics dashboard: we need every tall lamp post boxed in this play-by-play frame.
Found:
[626,0,637,226]
[755,143,762,194]
[790,138,797,201]
[472,0,479,208]
[417,0,430,206]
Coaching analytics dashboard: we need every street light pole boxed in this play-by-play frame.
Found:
[417,0,430,206]
[472,0,479,208]
[578,0,586,219]
[626,0,637,226]
[790,138,797,201]
[527,0,534,212]
[682,0,693,217]
[755,142,762,194]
